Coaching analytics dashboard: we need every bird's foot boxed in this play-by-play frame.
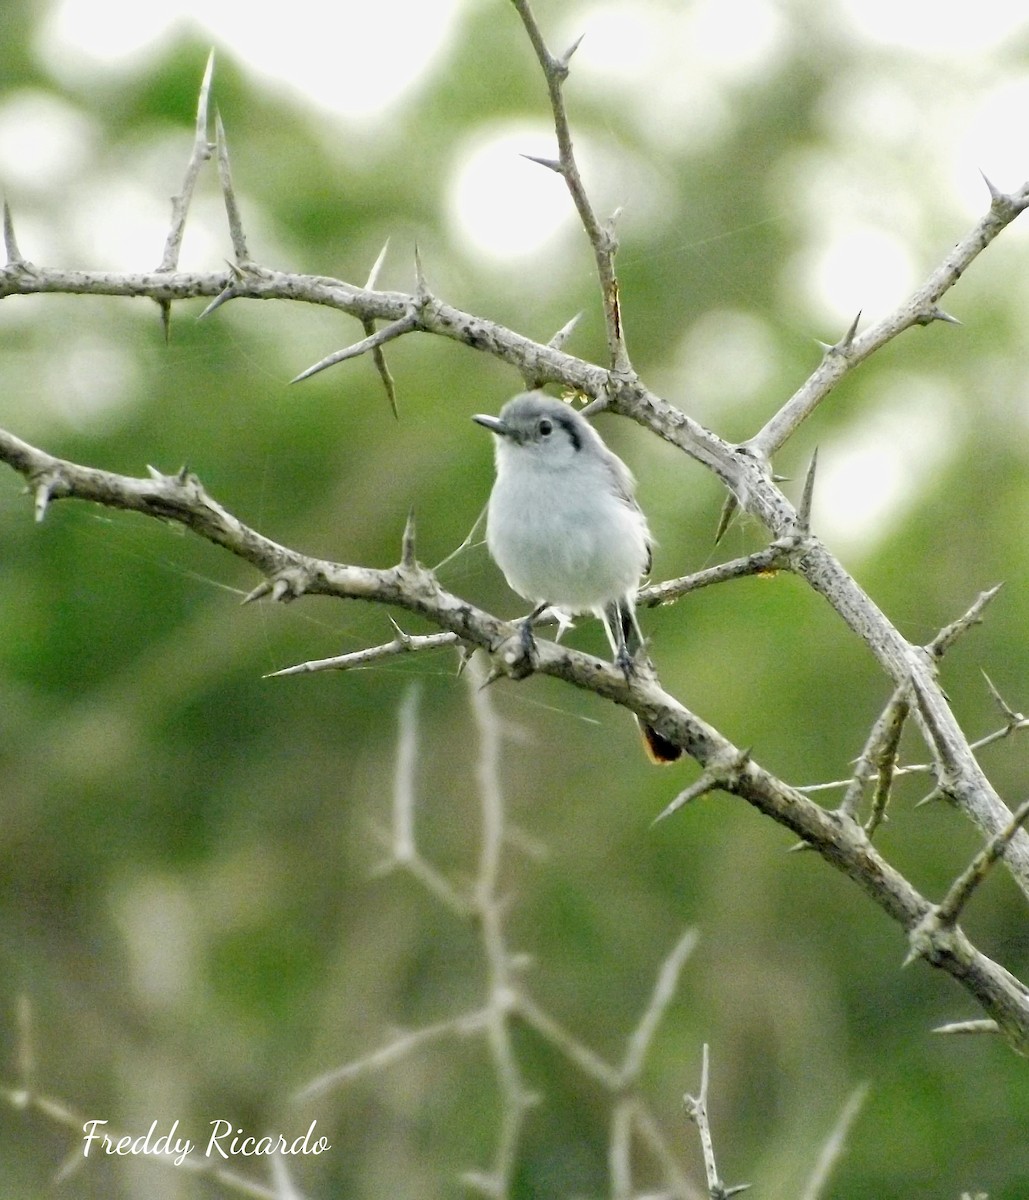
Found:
[519,615,538,660]
[615,643,637,679]
[492,615,539,680]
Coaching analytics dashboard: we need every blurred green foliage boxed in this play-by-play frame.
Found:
[1,1,1028,1197]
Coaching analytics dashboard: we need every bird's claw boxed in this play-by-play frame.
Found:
[615,644,637,679]
[492,617,539,680]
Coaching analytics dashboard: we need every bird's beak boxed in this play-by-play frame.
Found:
[472,414,512,437]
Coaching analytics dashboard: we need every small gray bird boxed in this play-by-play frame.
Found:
[473,391,681,763]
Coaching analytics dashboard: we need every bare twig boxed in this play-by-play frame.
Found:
[293,1011,491,1101]
[215,109,250,265]
[464,653,539,1197]
[155,49,216,337]
[1,427,1028,1048]
[158,49,216,274]
[798,1083,869,1200]
[639,541,793,608]
[746,182,1029,461]
[932,1019,1000,1038]
[290,310,418,384]
[929,584,1004,658]
[620,928,699,1083]
[815,586,1008,833]
[683,1046,750,1200]
[392,683,420,863]
[514,994,622,1090]
[368,682,471,912]
[265,627,458,677]
[800,707,1029,798]
[933,797,1029,929]
[511,0,630,375]
[838,680,911,825]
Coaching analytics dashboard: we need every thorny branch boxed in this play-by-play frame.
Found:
[0,1,1028,1062]
[683,1045,749,1200]
[510,0,630,376]
[2,426,1028,1053]
[3,40,1026,894]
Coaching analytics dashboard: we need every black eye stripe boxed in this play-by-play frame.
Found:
[552,413,582,451]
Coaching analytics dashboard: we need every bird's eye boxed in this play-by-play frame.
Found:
[538,418,553,436]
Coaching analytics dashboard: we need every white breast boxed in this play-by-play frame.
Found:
[486,446,650,614]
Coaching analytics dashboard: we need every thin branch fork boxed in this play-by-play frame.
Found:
[683,1045,750,1200]
[745,177,1029,461]
[606,372,1029,895]
[923,797,1029,934]
[836,584,1003,828]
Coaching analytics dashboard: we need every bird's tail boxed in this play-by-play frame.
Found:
[604,599,683,765]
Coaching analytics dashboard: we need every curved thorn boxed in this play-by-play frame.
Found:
[215,108,249,264]
[158,298,172,342]
[547,311,582,351]
[401,508,417,569]
[980,168,1002,203]
[927,305,962,326]
[559,32,585,67]
[196,48,216,136]
[3,197,24,264]
[33,478,55,523]
[713,494,739,545]
[413,243,430,301]
[520,153,564,175]
[290,312,417,383]
[798,447,819,533]
[365,238,391,290]
[836,309,862,352]
[197,283,237,321]
[240,579,273,606]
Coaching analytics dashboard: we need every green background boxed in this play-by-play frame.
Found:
[0,1,1027,1196]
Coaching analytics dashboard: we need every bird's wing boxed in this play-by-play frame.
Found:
[602,447,639,507]
[602,449,654,575]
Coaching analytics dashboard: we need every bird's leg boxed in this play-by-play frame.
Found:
[602,601,636,678]
[623,602,650,669]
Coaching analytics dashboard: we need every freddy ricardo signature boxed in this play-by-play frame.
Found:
[82,1119,330,1167]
